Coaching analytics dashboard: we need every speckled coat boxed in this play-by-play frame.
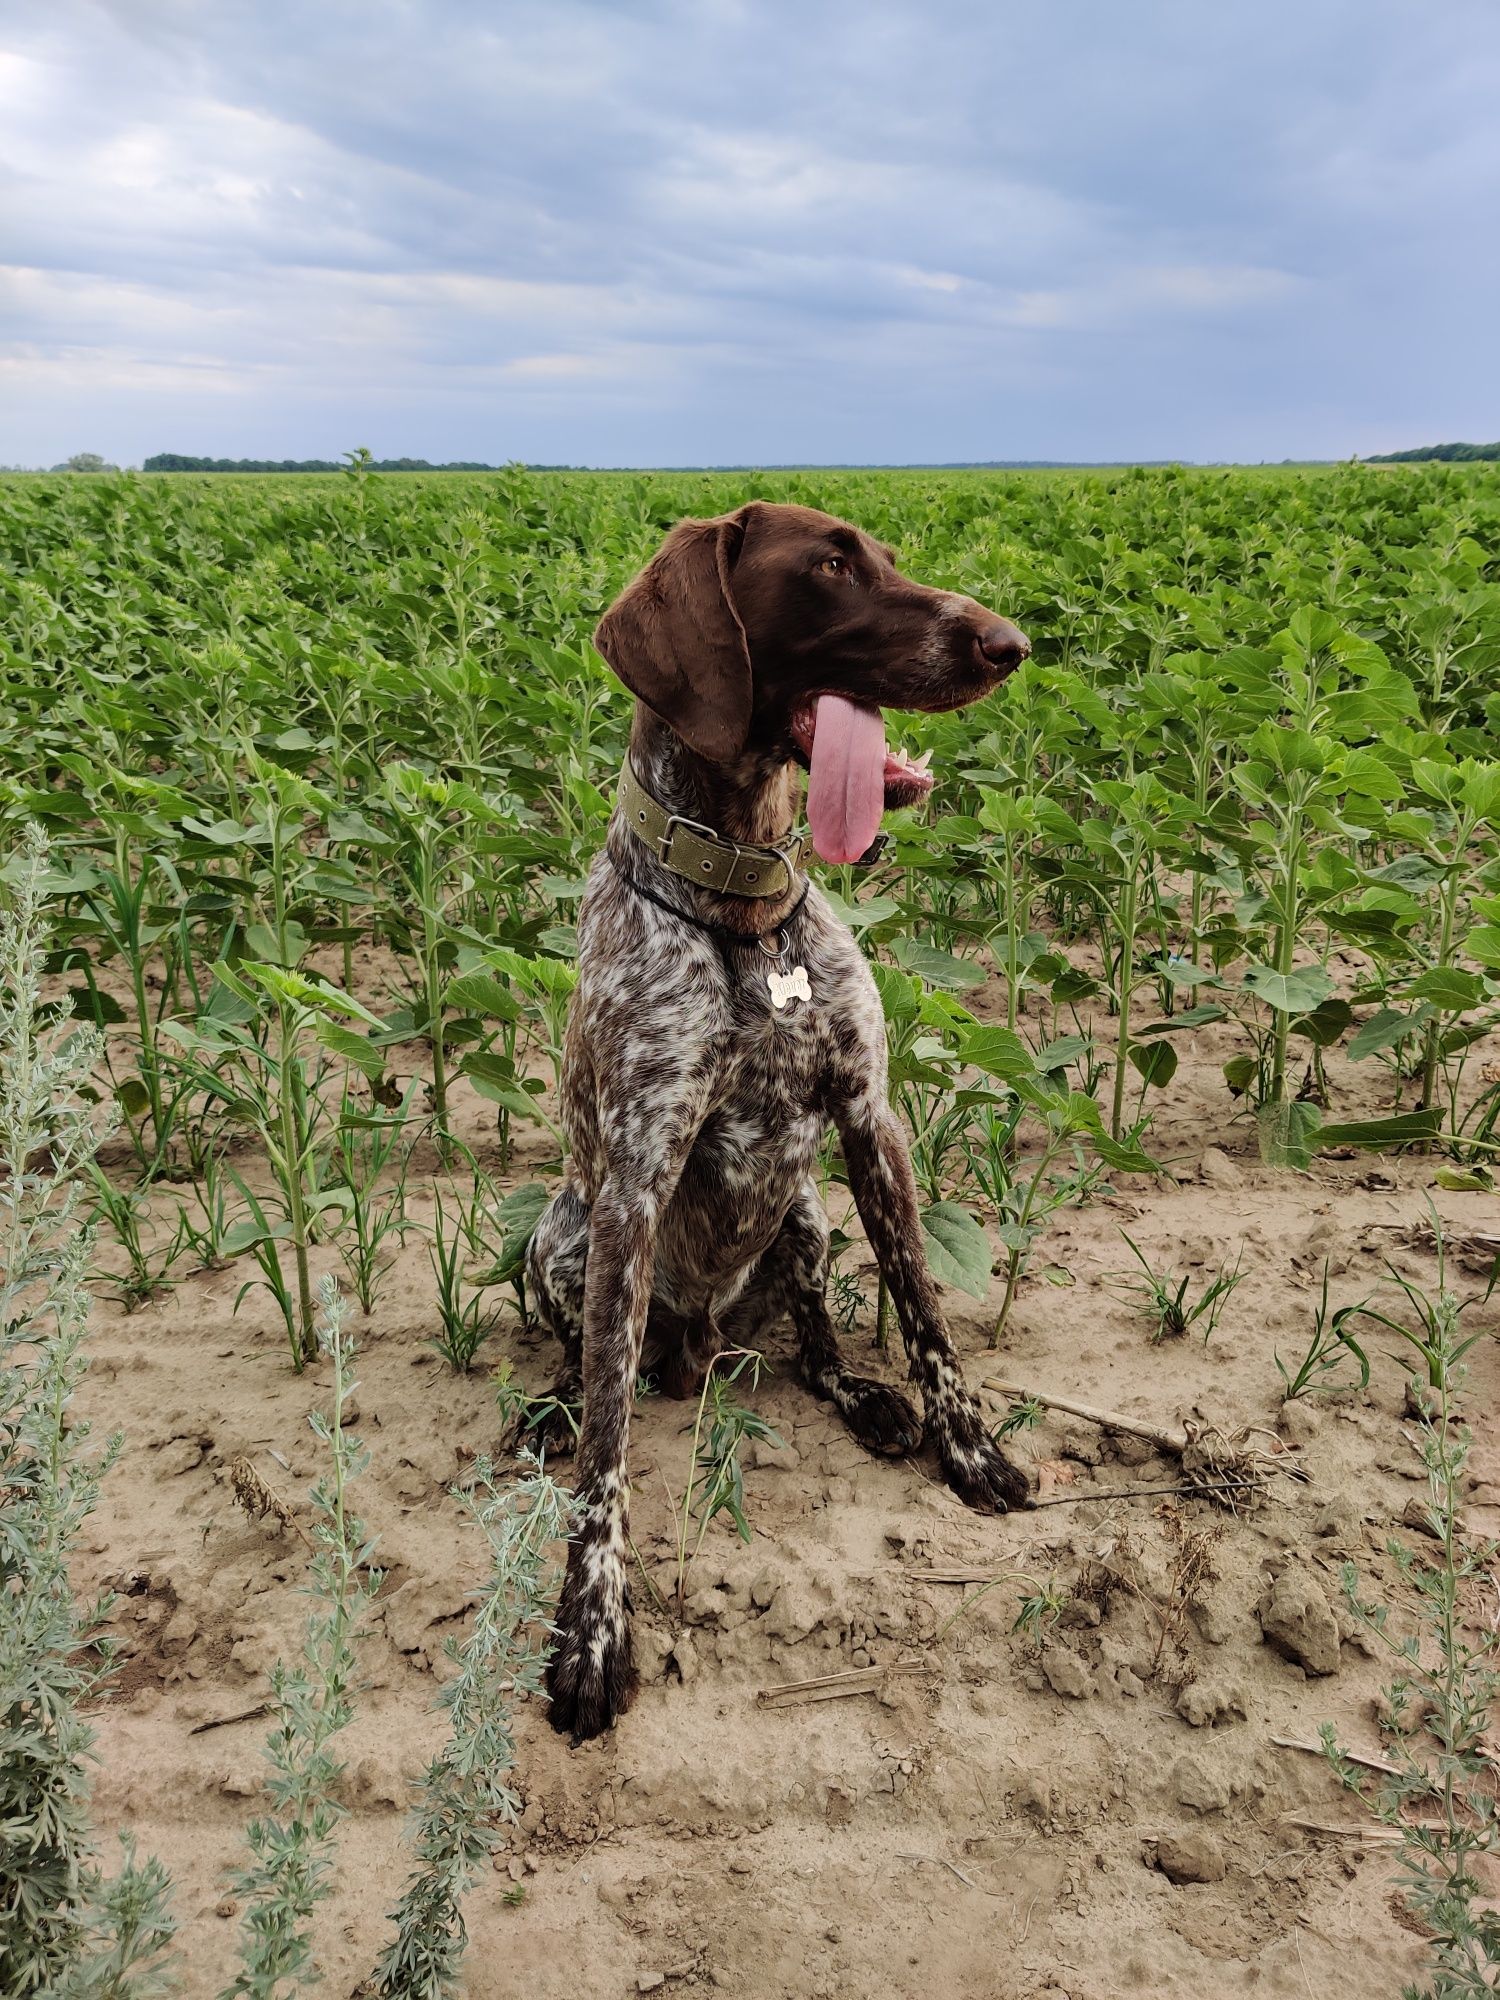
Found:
[527,502,1031,1742]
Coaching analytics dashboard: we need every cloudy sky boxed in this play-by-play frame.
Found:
[3,0,1497,466]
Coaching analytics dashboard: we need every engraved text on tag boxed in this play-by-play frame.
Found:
[768,965,811,1011]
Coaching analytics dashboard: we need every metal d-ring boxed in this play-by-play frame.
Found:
[766,843,799,897]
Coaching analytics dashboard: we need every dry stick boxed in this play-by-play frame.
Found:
[916,1566,1010,1585]
[981,1379,1188,1454]
[894,1853,985,1892]
[757,1662,923,1708]
[1280,1813,1406,1844]
[189,1704,274,1736]
[1271,1733,1400,1777]
[1029,1478,1270,1509]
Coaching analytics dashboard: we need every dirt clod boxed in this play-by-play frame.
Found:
[381,1579,452,1654]
[1258,1570,1341,1677]
[1041,1643,1094,1700]
[1278,1398,1322,1444]
[672,1631,702,1685]
[1176,1676,1248,1728]
[750,1437,800,1472]
[1196,1148,1244,1189]
[1153,1829,1227,1885]
[1171,1753,1231,1814]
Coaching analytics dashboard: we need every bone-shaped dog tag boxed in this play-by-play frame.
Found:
[768,964,811,1011]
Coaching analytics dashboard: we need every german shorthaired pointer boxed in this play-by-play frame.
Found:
[528,501,1031,1741]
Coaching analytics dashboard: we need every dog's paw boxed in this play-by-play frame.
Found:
[546,1582,636,1744]
[832,1374,923,1457]
[519,1393,581,1461]
[935,1407,1031,1513]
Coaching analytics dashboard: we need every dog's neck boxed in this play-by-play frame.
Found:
[628,708,798,847]
[608,707,805,933]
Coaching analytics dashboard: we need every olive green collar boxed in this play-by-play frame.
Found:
[617,760,807,900]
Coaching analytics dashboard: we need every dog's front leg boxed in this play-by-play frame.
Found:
[544,1175,662,1740]
[838,1091,1030,1513]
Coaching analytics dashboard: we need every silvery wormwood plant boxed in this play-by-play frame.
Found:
[0,824,175,1998]
[1321,1241,1500,2000]
[220,1273,383,2000]
[372,1455,577,2000]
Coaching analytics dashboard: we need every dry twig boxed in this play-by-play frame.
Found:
[757,1662,922,1708]
[189,1702,274,1737]
[914,1566,1007,1585]
[1029,1477,1271,1509]
[1272,1733,1400,1777]
[981,1378,1188,1451]
[894,1853,985,1891]
[1281,1813,1405,1844]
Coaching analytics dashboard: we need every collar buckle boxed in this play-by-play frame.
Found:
[656,810,721,867]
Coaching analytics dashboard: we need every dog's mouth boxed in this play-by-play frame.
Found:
[789,695,936,865]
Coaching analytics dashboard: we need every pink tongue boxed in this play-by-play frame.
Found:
[806,694,887,864]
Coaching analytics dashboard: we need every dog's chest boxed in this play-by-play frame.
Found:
[683,1032,826,1242]
[719,945,838,1100]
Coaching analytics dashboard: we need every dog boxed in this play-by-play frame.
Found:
[526,500,1031,1741]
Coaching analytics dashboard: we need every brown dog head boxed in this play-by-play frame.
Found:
[594,500,1028,862]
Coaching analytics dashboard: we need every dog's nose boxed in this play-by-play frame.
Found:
[978,619,1030,668]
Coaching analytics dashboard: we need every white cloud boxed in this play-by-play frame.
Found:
[893,267,967,295]
[1008,263,1300,331]
[501,353,626,380]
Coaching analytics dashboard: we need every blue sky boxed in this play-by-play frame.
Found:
[3,0,1497,466]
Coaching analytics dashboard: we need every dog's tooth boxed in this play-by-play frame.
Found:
[912,748,933,772]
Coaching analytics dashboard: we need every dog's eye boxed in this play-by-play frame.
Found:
[819,555,848,576]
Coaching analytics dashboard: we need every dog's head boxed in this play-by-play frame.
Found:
[594,500,1028,864]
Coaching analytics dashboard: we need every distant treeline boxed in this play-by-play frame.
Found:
[142,454,507,473]
[138,454,1192,476]
[561,459,1189,470]
[1366,442,1500,463]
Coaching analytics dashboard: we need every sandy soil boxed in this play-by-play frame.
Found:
[71,955,1500,2000]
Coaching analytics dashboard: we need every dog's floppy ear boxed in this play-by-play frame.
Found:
[593,509,752,763]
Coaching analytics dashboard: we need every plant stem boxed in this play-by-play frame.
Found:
[117,833,168,1172]
[1418,816,1468,1120]
[1268,804,1303,1108]
[419,836,450,1152]
[674,1362,718,1612]
[276,1010,315,1366]
[1109,865,1139,1140]
[989,1130,1066,1347]
[1003,828,1020,1030]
